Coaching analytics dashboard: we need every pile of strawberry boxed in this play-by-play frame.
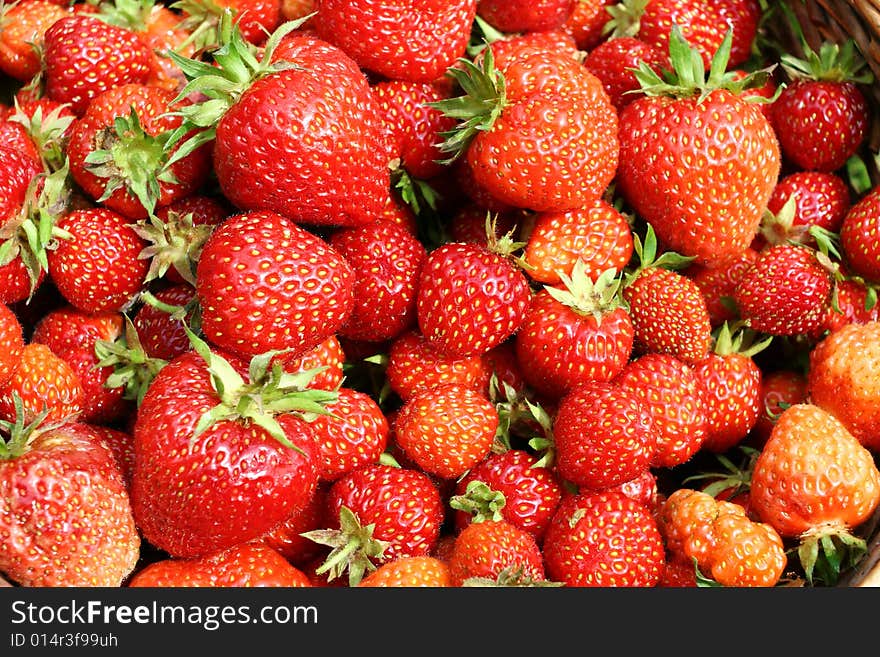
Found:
[1,0,880,589]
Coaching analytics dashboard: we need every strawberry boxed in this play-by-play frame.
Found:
[623,225,713,364]
[385,329,491,403]
[172,0,283,50]
[130,332,333,558]
[393,382,498,480]
[807,321,880,452]
[166,17,391,228]
[761,171,851,247]
[309,387,389,483]
[542,490,666,587]
[358,555,452,587]
[0,411,140,586]
[562,0,616,51]
[328,219,427,344]
[195,210,354,360]
[451,448,563,542]
[769,39,870,173]
[0,115,42,169]
[315,0,477,83]
[686,247,759,327]
[552,380,658,490]
[601,468,660,511]
[750,403,880,584]
[523,198,634,286]
[309,464,445,585]
[46,206,150,314]
[732,242,833,336]
[693,322,769,454]
[42,13,153,116]
[0,342,83,425]
[477,0,578,33]
[274,335,347,393]
[447,518,547,587]
[130,283,197,361]
[840,184,880,283]
[0,303,24,388]
[657,488,786,587]
[128,541,311,587]
[416,228,532,359]
[0,0,71,81]
[583,35,670,112]
[260,482,329,567]
[614,352,709,469]
[749,368,808,447]
[91,424,135,487]
[615,28,780,267]
[515,264,634,400]
[66,82,211,220]
[431,42,619,213]
[815,277,879,338]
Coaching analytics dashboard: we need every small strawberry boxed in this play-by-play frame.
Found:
[761,171,852,247]
[750,403,880,585]
[0,407,140,586]
[686,247,759,327]
[477,0,578,33]
[749,368,809,447]
[840,184,880,283]
[128,541,311,587]
[0,0,71,81]
[358,555,452,588]
[583,35,670,112]
[807,321,880,452]
[260,483,329,567]
[447,518,547,587]
[0,342,83,425]
[562,0,616,51]
[542,490,666,587]
[274,335,347,394]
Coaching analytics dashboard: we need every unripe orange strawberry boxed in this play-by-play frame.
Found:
[358,555,452,587]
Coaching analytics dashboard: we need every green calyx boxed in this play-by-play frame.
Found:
[681,445,759,500]
[94,314,169,407]
[544,261,626,323]
[0,395,55,460]
[631,25,777,102]
[84,108,179,218]
[798,523,868,586]
[779,38,874,85]
[449,480,506,523]
[301,505,389,587]
[0,163,74,302]
[92,0,154,33]
[186,326,339,454]
[625,222,694,286]
[427,45,508,165]
[162,10,309,170]
[710,320,773,359]
[8,99,75,173]
[392,167,440,217]
[603,0,649,39]
[131,210,216,286]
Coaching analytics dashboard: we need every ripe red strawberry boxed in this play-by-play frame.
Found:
[66,83,211,220]
[840,184,880,283]
[174,0,283,49]
[657,488,786,587]
[0,0,71,81]
[91,424,135,487]
[583,35,670,112]
[769,39,870,173]
[309,387,389,483]
[328,219,427,344]
[614,352,709,469]
[750,403,880,584]
[310,463,445,584]
[761,171,851,248]
[130,335,332,558]
[732,242,833,336]
[0,303,24,388]
[129,283,197,362]
[750,368,808,447]
[623,226,713,364]
[686,247,759,327]
[562,0,616,51]
[274,335,347,393]
[807,321,880,452]
[385,329,491,402]
[128,541,311,587]
[358,555,452,587]
[477,0,578,33]
[432,42,619,213]
[542,490,666,587]
[0,342,83,425]
[47,206,150,314]
[42,13,153,116]
[515,264,634,400]
[616,28,780,267]
[195,210,354,359]
[167,19,391,228]
[0,415,140,586]
[394,382,498,480]
[447,518,547,587]
[552,380,658,490]
[814,277,879,338]
[315,0,477,83]
[416,232,532,358]
[523,198,634,286]
[0,113,42,169]
[451,448,563,542]
[260,483,329,567]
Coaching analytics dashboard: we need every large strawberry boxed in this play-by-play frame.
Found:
[477,0,577,33]
[315,0,477,83]
[195,210,354,360]
[0,407,140,586]
[130,330,335,558]
[615,27,780,267]
[447,518,548,587]
[165,15,391,228]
